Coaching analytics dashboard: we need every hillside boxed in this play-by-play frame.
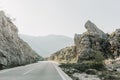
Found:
[0,11,41,70]
[49,20,120,80]
[19,34,73,57]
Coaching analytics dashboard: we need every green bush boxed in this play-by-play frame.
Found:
[94,51,105,62]
[78,50,105,62]
[59,61,105,73]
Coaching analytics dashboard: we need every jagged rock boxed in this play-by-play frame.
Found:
[0,11,41,69]
[49,20,108,63]
[85,20,107,39]
[109,29,120,58]
[75,21,109,62]
[50,20,120,80]
[49,20,120,63]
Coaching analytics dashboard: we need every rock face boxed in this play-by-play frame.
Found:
[75,21,109,62]
[49,20,120,63]
[109,29,120,58]
[85,20,107,39]
[0,11,40,69]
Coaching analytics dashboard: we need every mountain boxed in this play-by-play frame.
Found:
[19,34,73,57]
[0,11,41,70]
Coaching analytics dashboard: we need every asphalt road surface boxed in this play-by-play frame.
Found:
[0,61,72,80]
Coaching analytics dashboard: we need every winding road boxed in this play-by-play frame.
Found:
[0,61,72,80]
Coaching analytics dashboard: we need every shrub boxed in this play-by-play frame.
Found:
[85,69,97,75]
[59,61,106,73]
[94,51,105,62]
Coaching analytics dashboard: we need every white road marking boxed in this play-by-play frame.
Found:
[54,64,66,80]
[58,67,73,80]
[22,69,34,75]
[51,61,72,80]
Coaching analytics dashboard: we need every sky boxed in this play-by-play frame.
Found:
[0,0,120,38]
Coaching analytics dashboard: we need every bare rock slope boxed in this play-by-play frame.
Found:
[0,11,40,69]
[49,20,120,63]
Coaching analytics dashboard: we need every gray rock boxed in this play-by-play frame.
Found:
[0,11,40,69]
[49,20,108,63]
[49,20,120,80]
[85,20,107,39]
[109,29,120,58]
[49,20,120,63]
[74,21,108,61]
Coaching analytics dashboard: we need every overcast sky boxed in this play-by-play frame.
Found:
[0,0,120,37]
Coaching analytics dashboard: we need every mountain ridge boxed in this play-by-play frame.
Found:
[19,34,73,57]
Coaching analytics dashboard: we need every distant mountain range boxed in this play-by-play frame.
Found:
[19,34,73,57]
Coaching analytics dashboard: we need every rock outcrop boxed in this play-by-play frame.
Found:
[0,11,40,69]
[50,20,120,80]
[109,29,120,58]
[49,20,120,63]
[84,20,107,39]
[75,21,109,62]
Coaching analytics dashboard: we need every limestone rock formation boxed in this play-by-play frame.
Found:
[49,20,120,80]
[49,20,108,63]
[49,20,120,63]
[0,11,40,69]
[75,21,109,62]
[85,20,107,39]
[109,29,120,58]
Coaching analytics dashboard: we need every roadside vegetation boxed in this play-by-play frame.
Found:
[59,51,120,80]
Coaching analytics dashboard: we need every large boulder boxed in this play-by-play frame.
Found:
[0,11,40,69]
[75,21,109,62]
[85,20,107,39]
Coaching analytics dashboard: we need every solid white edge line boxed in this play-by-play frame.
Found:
[54,64,66,80]
[58,67,73,80]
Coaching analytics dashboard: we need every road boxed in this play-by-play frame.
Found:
[0,61,72,80]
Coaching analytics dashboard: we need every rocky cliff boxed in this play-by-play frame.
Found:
[49,20,120,63]
[0,11,40,69]
[109,29,120,58]
[75,21,109,62]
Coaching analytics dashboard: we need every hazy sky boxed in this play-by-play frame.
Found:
[0,0,120,37]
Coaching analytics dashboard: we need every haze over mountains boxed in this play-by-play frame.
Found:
[19,34,73,57]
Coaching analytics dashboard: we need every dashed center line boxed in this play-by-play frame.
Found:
[22,69,34,75]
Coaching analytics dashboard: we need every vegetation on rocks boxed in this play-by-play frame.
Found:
[0,11,42,70]
[56,21,120,80]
